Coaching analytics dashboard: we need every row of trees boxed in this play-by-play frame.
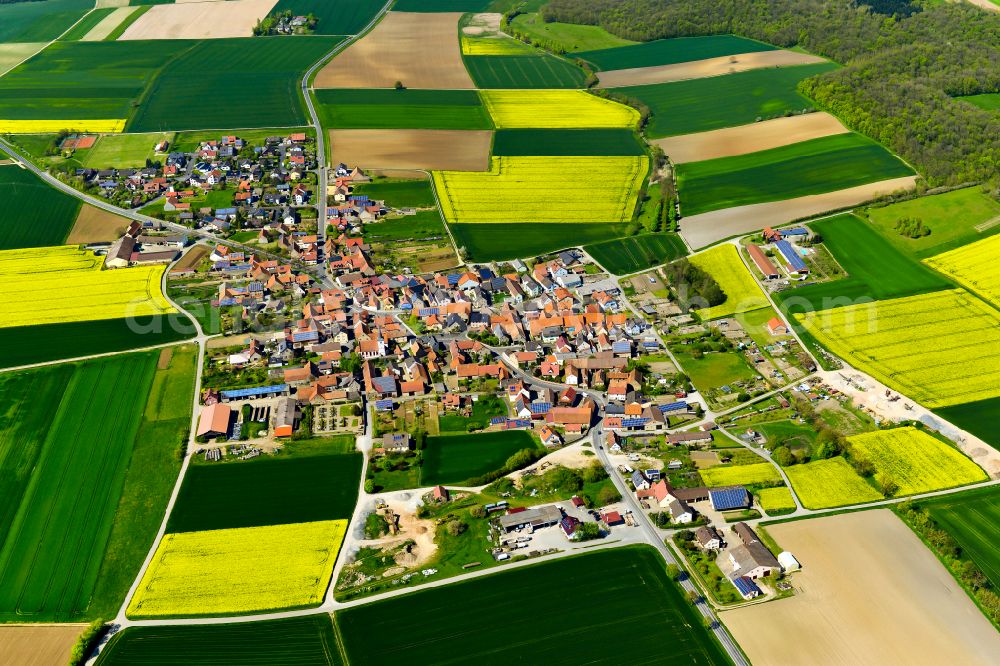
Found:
[543,0,1000,188]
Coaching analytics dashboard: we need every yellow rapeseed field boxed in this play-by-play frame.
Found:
[689,244,769,319]
[481,90,640,128]
[784,457,884,509]
[848,427,986,496]
[699,462,781,487]
[924,234,1000,308]
[0,245,174,327]
[461,35,535,56]
[0,119,125,134]
[433,155,647,224]
[127,520,347,618]
[796,289,1000,408]
[757,486,796,513]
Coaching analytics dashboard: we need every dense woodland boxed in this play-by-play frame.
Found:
[545,0,1000,187]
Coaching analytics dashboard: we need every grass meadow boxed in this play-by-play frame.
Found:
[619,62,839,137]
[314,88,492,129]
[509,13,635,53]
[269,0,382,35]
[421,430,542,486]
[585,233,687,274]
[959,93,1000,112]
[492,128,645,156]
[352,177,436,207]
[83,131,174,168]
[676,133,913,216]
[96,615,343,665]
[464,54,587,88]
[0,164,81,249]
[0,353,157,622]
[920,486,1000,588]
[670,348,756,392]
[578,34,776,71]
[450,222,630,261]
[336,546,729,665]
[168,450,362,532]
[363,210,446,242]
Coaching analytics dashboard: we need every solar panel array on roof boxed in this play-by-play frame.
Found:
[710,487,750,511]
[490,416,506,425]
[506,419,531,428]
[659,401,688,413]
[621,417,650,427]
[733,576,761,596]
[612,341,632,352]
[374,399,394,411]
[447,274,460,285]
[292,331,319,342]
[220,384,289,400]
[418,308,440,316]
[775,240,807,272]
[530,402,551,414]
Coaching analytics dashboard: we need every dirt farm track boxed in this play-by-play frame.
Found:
[721,510,1000,665]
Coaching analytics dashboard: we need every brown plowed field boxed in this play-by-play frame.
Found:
[655,113,850,164]
[330,129,492,171]
[0,625,88,666]
[66,204,129,244]
[117,0,278,40]
[721,510,1000,665]
[680,176,919,250]
[314,12,474,89]
[596,50,827,88]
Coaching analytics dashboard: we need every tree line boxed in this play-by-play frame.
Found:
[543,0,1000,188]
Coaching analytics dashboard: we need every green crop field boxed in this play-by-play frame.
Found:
[352,177,436,207]
[83,132,174,168]
[619,63,838,137]
[0,164,81,249]
[864,188,1000,259]
[421,431,542,486]
[464,54,587,89]
[959,93,1000,112]
[492,128,645,156]
[449,222,630,261]
[363,210,445,242]
[97,615,343,665]
[268,0,382,35]
[392,0,491,10]
[0,0,93,43]
[314,89,492,130]
[0,40,186,121]
[0,314,195,369]
[0,353,158,622]
[167,451,362,533]
[336,546,729,665]
[676,133,913,216]
[508,13,636,53]
[578,34,776,71]
[774,214,950,315]
[919,486,1000,588]
[585,233,687,274]
[935,397,1000,450]
[60,8,117,41]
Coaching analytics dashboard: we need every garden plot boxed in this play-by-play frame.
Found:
[655,112,849,164]
[721,510,1000,665]
[596,49,827,88]
[117,0,278,40]
[314,12,474,89]
[329,128,491,171]
[796,289,1000,408]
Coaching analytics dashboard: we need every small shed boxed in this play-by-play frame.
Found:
[778,551,801,572]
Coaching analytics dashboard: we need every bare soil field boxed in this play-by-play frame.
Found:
[82,6,137,41]
[314,12,474,89]
[171,244,210,272]
[65,204,129,243]
[722,510,1000,665]
[117,0,278,40]
[655,113,850,164]
[330,129,491,171]
[0,43,45,77]
[680,175,919,250]
[95,0,129,7]
[462,12,502,35]
[0,624,88,666]
[597,50,827,88]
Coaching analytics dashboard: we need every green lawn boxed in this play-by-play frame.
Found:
[919,485,1000,588]
[168,449,361,533]
[267,0,380,35]
[578,34,776,71]
[83,132,174,168]
[0,0,93,43]
[774,213,950,315]
[958,93,1000,112]
[450,222,630,261]
[864,187,1000,259]
[353,177,436,208]
[509,13,637,53]
[437,394,507,432]
[0,353,160,621]
[676,133,913,216]
[464,54,587,89]
[492,128,645,156]
[619,62,838,137]
[585,233,687,274]
[314,88,492,129]
[96,615,343,665]
[756,419,818,451]
[671,348,756,392]
[421,431,541,486]
[336,546,729,665]
[0,164,81,249]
